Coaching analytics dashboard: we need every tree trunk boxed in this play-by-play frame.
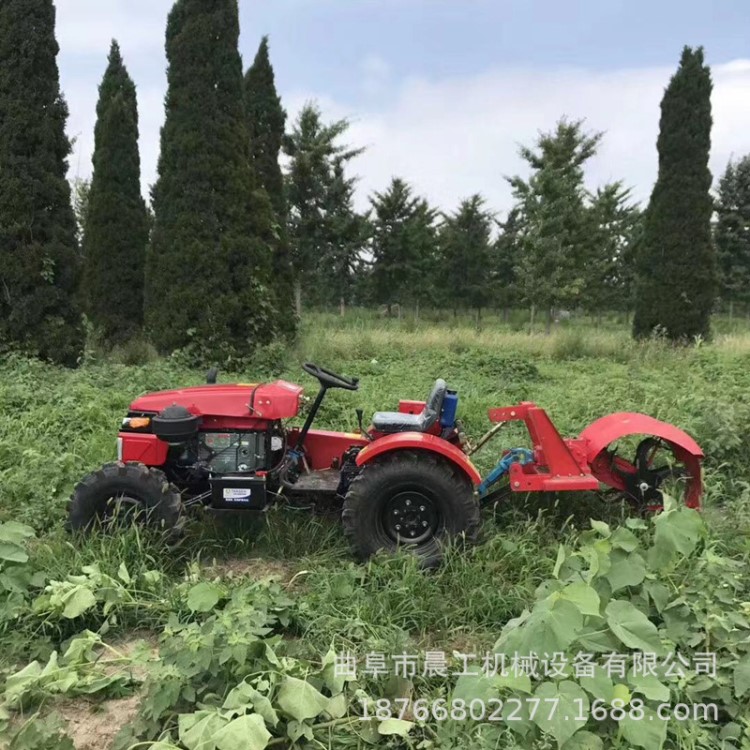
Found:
[339,296,345,317]
[502,307,509,323]
[415,300,420,320]
[545,307,553,335]
[294,280,302,319]
[529,304,536,334]
[729,299,734,325]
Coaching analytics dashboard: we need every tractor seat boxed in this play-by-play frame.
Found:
[372,379,447,434]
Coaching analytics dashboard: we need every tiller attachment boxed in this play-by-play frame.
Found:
[481,404,703,510]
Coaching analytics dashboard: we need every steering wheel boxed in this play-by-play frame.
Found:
[302,362,360,391]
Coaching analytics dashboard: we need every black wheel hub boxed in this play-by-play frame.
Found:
[383,491,439,545]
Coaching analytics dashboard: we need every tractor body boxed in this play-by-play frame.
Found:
[71,363,704,564]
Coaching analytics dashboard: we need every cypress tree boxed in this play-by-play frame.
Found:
[633,47,716,341]
[244,37,296,338]
[84,41,149,343]
[0,0,84,366]
[146,0,275,358]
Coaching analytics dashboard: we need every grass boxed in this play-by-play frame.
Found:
[2,311,750,746]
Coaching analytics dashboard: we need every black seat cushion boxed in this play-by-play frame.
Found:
[372,410,431,433]
[371,379,447,434]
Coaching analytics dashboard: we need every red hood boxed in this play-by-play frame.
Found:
[130,380,304,420]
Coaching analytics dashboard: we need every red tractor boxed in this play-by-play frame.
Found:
[69,363,704,566]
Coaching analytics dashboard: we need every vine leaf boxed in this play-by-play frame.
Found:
[214,714,271,750]
[605,600,664,655]
[276,676,329,722]
[187,582,222,613]
[378,718,414,737]
[619,707,667,749]
[178,711,226,750]
[734,654,750,698]
[532,680,588,748]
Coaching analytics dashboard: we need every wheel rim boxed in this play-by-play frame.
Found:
[602,438,691,510]
[382,489,440,545]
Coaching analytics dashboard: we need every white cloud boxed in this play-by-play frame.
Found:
[58,1,750,218]
[289,60,750,214]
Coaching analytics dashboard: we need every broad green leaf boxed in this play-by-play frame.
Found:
[321,648,347,695]
[558,581,600,616]
[179,711,226,750]
[62,587,97,619]
[327,692,348,719]
[609,526,639,552]
[734,654,750,698]
[276,676,329,721]
[576,624,622,653]
[452,672,496,704]
[0,542,28,564]
[579,665,613,703]
[532,680,588,748]
[627,669,670,702]
[605,550,646,592]
[187,582,222,613]
[562,730,603,750]
[495,669,532,693]
[0,522,35,545]
[553,544,566,578]
[223,682,279,727]
[619,707,667,749]
[605,600,664,655]
[378,718,414,737]
[117,562,131,585]
[649,508,705,569]
[214,714,271,750]
[516,600,583,657]
[644,581,670,613]
[590,520,610,537]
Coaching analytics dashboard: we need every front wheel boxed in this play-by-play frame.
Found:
[342,451,480,568]
[68,462,183,540]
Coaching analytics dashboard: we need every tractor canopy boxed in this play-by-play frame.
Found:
[129,381,304,421]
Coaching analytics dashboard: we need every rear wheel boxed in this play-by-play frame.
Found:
[68,462,183,540]
[342,451,480,568]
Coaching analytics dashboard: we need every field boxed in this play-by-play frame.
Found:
[1,312,750,749]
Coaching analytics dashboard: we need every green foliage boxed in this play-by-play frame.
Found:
[83,41,149,344]
[715,154,750,316]
[146,0,276,361]
[244,36,297,340]
[438,195,494,315]
[0,0,84,366]
[508,119,603,331]
[369,178,438,313]
[633,47,717,342]
[284,103,367,311]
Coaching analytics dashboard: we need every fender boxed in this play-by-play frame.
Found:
[579,412,703,508]
[356,432,482,486]
[578,412,703,462]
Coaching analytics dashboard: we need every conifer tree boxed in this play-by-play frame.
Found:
[633,47,716,341]
[369,178,438,316]
[284,104,364,311]
[0,0,84,366]
[84,41,149,343]
[438,195,494,318]
[146,0,275,358]
[508,119,601,333]
[245,37,296,337]
[714,155,750,319]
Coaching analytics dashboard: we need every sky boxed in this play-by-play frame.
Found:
[56,0,750,216]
